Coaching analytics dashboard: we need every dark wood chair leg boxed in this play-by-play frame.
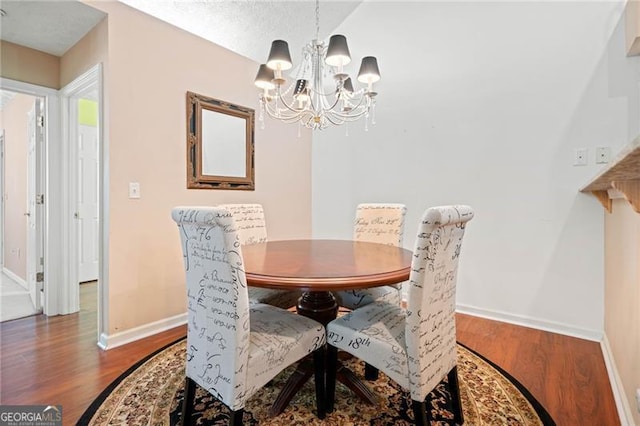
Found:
[181,377,196,426]
[364,363,379,380]
[448,366,464,424]
[412,400,429,426]
[313,347,326,419]
[229,408,244,426]
[326,345,338,413]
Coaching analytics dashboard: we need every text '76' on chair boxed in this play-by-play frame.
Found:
[326,205,474,425]
[172,206,327,426]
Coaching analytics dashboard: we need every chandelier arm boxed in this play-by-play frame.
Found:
[265,109,306,124]
[275,92,310,115]
[326,104,372,121]
[263,100,319,125]
[263,102,303,121]
[344,94,369,111]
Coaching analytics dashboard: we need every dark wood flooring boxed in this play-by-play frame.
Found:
[0,282,619,425]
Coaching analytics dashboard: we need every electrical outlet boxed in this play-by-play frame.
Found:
[129,182,141,199]
[574,148,588,166]
[596,146,611,164]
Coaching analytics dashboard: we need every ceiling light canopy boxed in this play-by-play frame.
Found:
[254,0,380,131]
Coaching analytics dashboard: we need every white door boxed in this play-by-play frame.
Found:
[77,120,98,282]
[26,100,44,310]
[0,130,4,270]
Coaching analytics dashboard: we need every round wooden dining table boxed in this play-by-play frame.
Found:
[241,239,413,416]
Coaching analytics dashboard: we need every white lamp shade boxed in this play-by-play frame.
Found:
[254,64,275,89]
[357,56,381,84]
[266,40,293,70]
[343,77,354,94]
[326,35,351,67]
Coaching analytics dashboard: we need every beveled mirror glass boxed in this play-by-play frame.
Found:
[186,91,255,190]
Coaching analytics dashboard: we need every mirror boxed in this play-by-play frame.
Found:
[186,91,255,190]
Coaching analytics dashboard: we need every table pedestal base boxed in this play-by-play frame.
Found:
[296,291,338,325]
[269,357,378,416]
[269,291,378,417]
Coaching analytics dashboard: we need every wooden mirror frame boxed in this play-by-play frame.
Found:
[186,91,255,190]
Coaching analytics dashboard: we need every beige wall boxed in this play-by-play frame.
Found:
[604,198,640,424]
[84,1,312,334]
[0,94,36,281]
[60,17,108,88]
[626,0,640,56]
[0,41,60,89]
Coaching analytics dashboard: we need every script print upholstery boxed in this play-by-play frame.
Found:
[219,203,301,310]
[172,207,326,411]
[327,205,474,404]
[334,203,407,309]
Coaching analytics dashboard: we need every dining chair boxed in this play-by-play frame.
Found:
[326,205,474,425]
[172,207,326,426]
[334,203,407,310]
[219,203,302,310]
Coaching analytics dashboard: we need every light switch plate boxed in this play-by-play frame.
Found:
[129,182,140,199]
[574,148,588,166]
[596,146,611,164]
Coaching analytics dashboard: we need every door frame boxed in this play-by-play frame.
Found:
[0,77,60,315]
[60,64,107,345]
[0,129,4,271]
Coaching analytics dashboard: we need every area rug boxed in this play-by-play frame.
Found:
[79,339,555,425]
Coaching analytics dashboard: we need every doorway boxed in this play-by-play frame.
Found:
[0,90,45,322]
[60,64,105,344]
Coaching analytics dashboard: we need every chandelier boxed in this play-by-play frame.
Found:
[254,0,381,131]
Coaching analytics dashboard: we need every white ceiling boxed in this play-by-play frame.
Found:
[0,0,361,63]
[0,1,106,56]
[118,0,363,64]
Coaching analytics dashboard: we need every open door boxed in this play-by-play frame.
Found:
[77,99,99,283]
[26,99,44,311]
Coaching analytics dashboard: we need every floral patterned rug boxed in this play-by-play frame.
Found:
[79,339,554,425]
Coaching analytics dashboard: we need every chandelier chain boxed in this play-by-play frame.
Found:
[315,0,320,41]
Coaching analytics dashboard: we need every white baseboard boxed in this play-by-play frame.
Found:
[456,303,603,342]
[97,312,187,350]
[3,267,28,290]
[601,335,636,426]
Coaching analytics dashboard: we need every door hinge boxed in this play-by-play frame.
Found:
[36,272,44,283]
[36,194,44,205]
[37,115,45,127]
[40,257,44,266]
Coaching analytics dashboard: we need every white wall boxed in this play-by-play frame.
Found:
[313,1,640,338]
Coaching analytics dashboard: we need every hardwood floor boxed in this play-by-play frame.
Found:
[0,282,186,424]
[456,313,619,425]
[0,283,619,425]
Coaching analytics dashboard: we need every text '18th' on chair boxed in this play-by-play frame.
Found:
[333,203,407,310]
[172,207,327,426]
[218,203,301,310]
[326,205,474,425]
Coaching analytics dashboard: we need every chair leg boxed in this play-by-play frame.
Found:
[326,345,338,413]
[181,377,196,426]
[313,347,326,419]
[412,400,430,426]
[364,363,379,380]
[448,366,464,424]
[229,408,244,426]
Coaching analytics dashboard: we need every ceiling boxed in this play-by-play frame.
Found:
[0,1,362,63]
[0,1,106,56]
